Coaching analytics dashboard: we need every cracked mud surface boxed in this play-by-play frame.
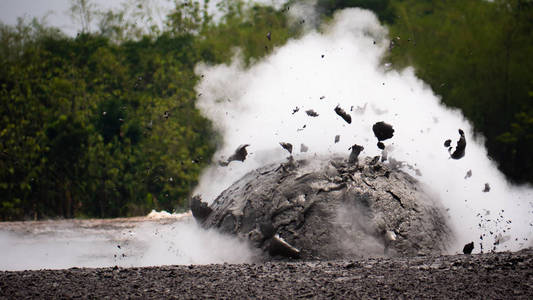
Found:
[1,248,532,299]
[194,156,450,260]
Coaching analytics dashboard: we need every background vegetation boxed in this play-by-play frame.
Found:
[0,0,295,220]
[1,0,531,220]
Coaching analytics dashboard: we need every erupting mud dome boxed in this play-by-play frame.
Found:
[193,8,532,255]
[192,156,450,260]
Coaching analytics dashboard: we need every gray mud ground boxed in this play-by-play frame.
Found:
[1,248,532,299]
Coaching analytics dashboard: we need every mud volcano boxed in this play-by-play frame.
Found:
[191,155,451,260]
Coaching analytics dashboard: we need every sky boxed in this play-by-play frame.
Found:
[0,0,126,35]
[0,0,286,36]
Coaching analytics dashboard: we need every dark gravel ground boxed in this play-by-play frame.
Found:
[1,248,532,299]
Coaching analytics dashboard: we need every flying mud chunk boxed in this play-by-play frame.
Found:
[449,129,466,160]
[190,195,212,223]
[219,144,250,166]
[463,241,474,254]
[192,156,451,260]
[334,135,340,143]
[483,183,491,193]
[348,144,364,163]
[292,107,299,115]
[305,109,319,117]
[372,121,394,149]
[372,122,394,141]
[280,142,293,154]
[334,105,352,124]
[300,144,309,153]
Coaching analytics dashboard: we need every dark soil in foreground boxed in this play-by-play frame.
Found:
[1,248,532,299]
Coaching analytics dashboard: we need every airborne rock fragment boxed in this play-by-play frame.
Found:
[280,142,293,154]
[219,144,250,166]
[334,105,352,124]
[449,129,466,160]
[190,195,212,223]
[463,242,474,254]
[372,121,394,141]
[292,107,299,115]
[348,144,364,163]
[305,109,319,117]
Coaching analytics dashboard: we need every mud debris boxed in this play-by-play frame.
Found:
[372,121,394,141]
[463,242,474,254]
[305,109,319,117]
[280,142,293,154]
[219,144,250,166]
[334,105,352,124]
[190,195,213,223]
[348,144,364,163]
[449,129,466,160]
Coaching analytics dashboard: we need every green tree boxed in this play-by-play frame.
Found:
[0,0,297,220]
[386,0,533,183]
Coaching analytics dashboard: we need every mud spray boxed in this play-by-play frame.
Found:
[194,7,533,255]
[1,6,531,271]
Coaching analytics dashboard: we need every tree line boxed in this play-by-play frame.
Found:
[0,0,296,220]
[1,0,531,220]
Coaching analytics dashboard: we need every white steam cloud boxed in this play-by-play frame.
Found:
[2,8,532,272]
[194,8,533,253]
[0,213,257,271]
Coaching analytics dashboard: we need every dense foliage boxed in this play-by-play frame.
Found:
[0,0,295,220]
[1,0,531,220]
